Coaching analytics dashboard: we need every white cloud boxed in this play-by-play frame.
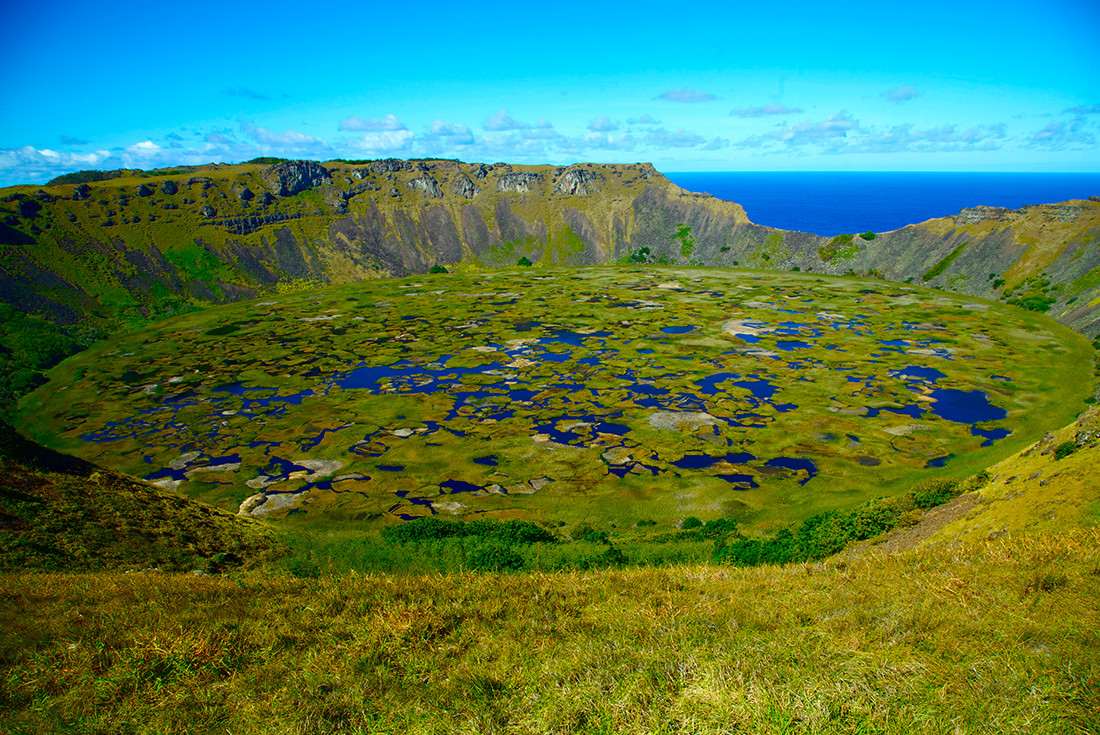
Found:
[343,130,416,154]
[627,114,660,125]
[338,114,408,132]
[1024,120,1096,149]
[240,122,331,154]
[482,109,532,131]
[882,86,921,104]
[731,103,803,118]
[643,127,708,148]
[656,88,717,103]
[1063,104,1100,116]
[428,120,475,145]
[587,115,619,132]
[734,112,860,150]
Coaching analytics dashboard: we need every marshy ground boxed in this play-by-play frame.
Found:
[18,267,1092,533]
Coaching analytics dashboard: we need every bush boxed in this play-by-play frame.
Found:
[1055,441,1078,460]
[681,516,703,530]
[428,264,448,274]
[466,541,525,572]
[860,231,876,240]
[517,256,533,267]
[911,479,961,509]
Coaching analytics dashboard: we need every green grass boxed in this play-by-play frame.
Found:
[16,267,1092,536]
[2,527,1097,734]
[922,241,968,282]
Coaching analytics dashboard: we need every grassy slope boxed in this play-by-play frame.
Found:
[0,421,277,572]
[1,529,1097,734]
[926,404,1100,545]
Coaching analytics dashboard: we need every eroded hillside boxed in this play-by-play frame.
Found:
[2,158,1099,339]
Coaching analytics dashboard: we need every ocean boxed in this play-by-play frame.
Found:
[663,172,1100,237]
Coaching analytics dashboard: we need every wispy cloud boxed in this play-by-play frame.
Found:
[626,114,660,125]
[59,135,88,146]
[643,127,707,148]
[165,132,183,141]
[656,88,716,103]
[734,112,860,150]
[482,109,532,131]
[221,87,272,101]
[240,121,331,154]
[338,114,408,132]
[1024,119,1096,149]
[731,103,803,118]
[428,120,475,145]
[1063,104,1100,115]
[881,86,921,104]
[587,115,619,132]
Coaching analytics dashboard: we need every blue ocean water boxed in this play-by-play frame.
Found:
[663,172,1100,237]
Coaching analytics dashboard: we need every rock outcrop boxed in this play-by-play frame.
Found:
[452,174,478,199]
[406,176,444,199]
[261,160,331,197]
[555,167,602,196]
[498,172,541,193]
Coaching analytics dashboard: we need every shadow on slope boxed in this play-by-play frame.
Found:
[0,422,277,571]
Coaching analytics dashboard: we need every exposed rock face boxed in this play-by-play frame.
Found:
[207,211,302,236]
[452,174,478,199]
[954,206,1014,227]
[369,159,411,175]
[261,160,332,197]
[188,176,214,190]
[237,187,255,201]
[555,167,602,196]
[33,190,56,203]
[160,179,178,196]
[72,184,91,200]
[136,184,154,197]
[498,172,541,193]
[406,176,444,199]
[201,205,217,218]
[470,164,490,179]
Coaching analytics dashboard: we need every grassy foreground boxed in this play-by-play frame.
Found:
[3,529,1098,734]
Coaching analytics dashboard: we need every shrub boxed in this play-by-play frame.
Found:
[860,231,876,240]
[428,264,448,274]
[681,516,703,530]
[912,479,961,509]
[466,541,525,572]
[1055,441,1078,460]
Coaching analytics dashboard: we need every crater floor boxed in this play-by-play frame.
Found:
[20,267,1093,528]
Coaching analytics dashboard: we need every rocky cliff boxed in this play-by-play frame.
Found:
[1,158,1099,340]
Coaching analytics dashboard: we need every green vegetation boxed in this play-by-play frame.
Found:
[0,421,275,572]
[673,223,695,259]
[3,527,1098,733]
[1055,441,1078,460]
[1005,274,1059,313]
[860,231,876,240]
[17,267,1091,535]
[714,475,985,566]
[517,255,532,267]
[428,264,448,274]
[45,169,129,185]
[0,304,85,418]
[817,233,861,262]
[922,241,968,282]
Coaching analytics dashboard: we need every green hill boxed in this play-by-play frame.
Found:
[0,420,276,572]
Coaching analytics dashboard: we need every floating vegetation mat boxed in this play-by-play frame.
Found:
[20,268,1092,527]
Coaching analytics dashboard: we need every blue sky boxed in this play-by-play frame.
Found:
[1,0,1098,186]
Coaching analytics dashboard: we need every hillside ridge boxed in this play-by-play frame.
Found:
[2,158,1098,341]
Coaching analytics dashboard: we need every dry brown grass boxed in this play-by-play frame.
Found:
[3,529,1099,734]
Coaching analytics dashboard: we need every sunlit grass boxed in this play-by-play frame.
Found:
[3,529,1098,734]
